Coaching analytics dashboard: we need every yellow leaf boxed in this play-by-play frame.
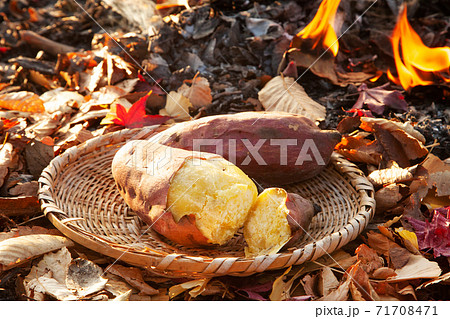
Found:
[395,228,419,250]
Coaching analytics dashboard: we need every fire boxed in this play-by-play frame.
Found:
[295,0,341,56]
[388,7,450,90]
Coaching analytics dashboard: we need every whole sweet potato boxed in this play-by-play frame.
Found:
[243,188,316,257]
[155,112,341,185]
[112,140,258,247]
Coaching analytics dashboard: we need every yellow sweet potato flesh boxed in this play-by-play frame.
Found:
[167,157,258,245]
[244,188,292,257]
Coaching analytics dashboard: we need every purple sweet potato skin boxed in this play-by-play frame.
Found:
[157,112,341,185]
[285,192,316,247]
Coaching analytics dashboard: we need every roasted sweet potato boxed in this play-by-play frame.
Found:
[112,140,258,247]
[243,188,316,257]
[155,112,341,185]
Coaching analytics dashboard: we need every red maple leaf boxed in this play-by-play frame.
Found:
[113,91,170,128]
[407,206,450,257]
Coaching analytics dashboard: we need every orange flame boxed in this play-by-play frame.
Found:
[388,7,450,90]
[296,0,341,56]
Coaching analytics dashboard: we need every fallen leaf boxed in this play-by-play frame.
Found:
[258,75,326,121]
[236,281,273,301]
[27,273,78,301]
[352,83,408,115]
[0,143,18,188]
[422,154,450,196]
[0,196,40,217]
[269,266,304,301]
[0,235,73,271]
[177,76,212,109]
[106,264,159,296]
[160,91,192,121]
[0,91,45,113]
[246,17,284,38]
[8,181,38,197]
[24,140,54,178]
[104,274,135,297]
[35,247,72,281]
[79,85,128,113]
[368,162,416,186]
[318,267,340,297]
[39,88,84,114]
[335,135,382,165]
[355,244,383,274]
[397,284,417,300]
[395,228,419,250]
[169,278,210,299]
[417,272,450,289]
[372,267,397,280]
[388,254,442,282]
[389,246,411,269]
[66,258,108,297]
[375,183,403,212]
[407,206,450,257]
[288,49,374,86]
[112,91,171,128]
[319,278,350,301]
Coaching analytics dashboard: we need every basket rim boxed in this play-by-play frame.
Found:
[38,125,375,277]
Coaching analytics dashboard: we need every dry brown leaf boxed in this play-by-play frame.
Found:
[318,267,339,297]
[40,88,84,114]
[0,234,74,270]
[422,154,450,196]
[389,246,411,269]
[319,278,350,301]
[368,162,416,187]
[360,117,428,165]
[24,247,73,300]
[0,143,18,188]
[178,76,212,108]
[169,278,210,299]
[269,266,304,301]
[360,117,426,144]
[27,273,78,301]
[27,247,72,283]
[79,85,128,113]
[0,91,45,113]
[397,285,417,300]
[0,226,62,242]
[335,136,382,165]
[160,91,192,121]
[8,181,38,197]
[388,254,442,282]
[0,196,41,217]
[355,244,383,274]
[417,272,450,289]
[107,264,159,296]
[258,75,326,121]
[375,183,403,212]
[372,267,397,280]
[349,281,365,301]
[346,262,377,301]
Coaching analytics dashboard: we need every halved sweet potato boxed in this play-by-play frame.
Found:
[243,188,316,257]
[112,140,258,247]
[157,112,341,185]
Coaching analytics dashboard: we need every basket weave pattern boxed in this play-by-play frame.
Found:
[39,127,375,277]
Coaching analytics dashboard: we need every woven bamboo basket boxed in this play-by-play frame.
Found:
[39,125,375,278]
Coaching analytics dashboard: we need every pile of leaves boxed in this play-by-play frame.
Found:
[0,0,449,300]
